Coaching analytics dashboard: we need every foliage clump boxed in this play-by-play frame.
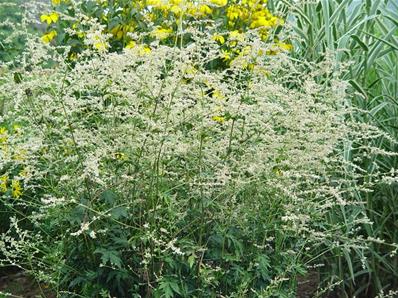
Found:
[1,19,395,296]
[1,0,398,296]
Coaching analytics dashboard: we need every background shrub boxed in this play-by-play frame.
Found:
[267,0,398,295]
[38,0,292,65]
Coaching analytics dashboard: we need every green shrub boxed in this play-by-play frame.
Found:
[1,1,397,297]
[1,21,394,296]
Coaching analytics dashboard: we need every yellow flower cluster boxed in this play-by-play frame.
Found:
[0,175,7,193]
[40,11,59,43]
[51,0,65,5]
[151,27,174,40]
[0,175,23,199]
[40,12,59,25]
[11,180,22,198]
[225,0,284,42]
[209,0,228,6]
[0,126,25,198]
[144,0,218,18]
[41,30,57,43]
[41,0,292,63]
[0,127,8,143]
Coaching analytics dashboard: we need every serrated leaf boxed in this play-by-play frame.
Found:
[112,236,129,247]
[159,281,174,298]
[159,279,181,298]
[169,281,181,295]
[69,276,85,288]
[94,248,122,268]
[188,255,195,269]
[110,206,128,220]
[100,189,118,205]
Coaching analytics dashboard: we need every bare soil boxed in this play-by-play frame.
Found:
[0,268,54,298]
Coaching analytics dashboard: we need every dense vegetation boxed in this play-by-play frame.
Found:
[0,0,397,297]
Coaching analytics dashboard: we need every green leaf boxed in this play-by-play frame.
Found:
[188,255,195,269]
[351,35,368,51]
[384,14,398,28]
[13,72,22,84]
[363,30,398,51]
[110,206,128,220]
[94,248,122,268]
[100,189,118,205]
[349,79,368,99]
[169,281,181,295]
[159,281,173,298]
[343,248,355,282]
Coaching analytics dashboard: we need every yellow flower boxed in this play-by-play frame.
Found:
[147,0,162,7]
[94,42,108,52]
[138,45,152,56]
[0,127,8,143]
[212,34,225,44]
[40,12,59,25]
[11,180,22,199]
[258,28,269,41]
[184,64,197,76]
[0,175,7,193]
[41,30,57,43]
[198,5,213,16]
[245,63,255,71]
[151,27,173,40]
[212,89,225,100]
[170,5,183,15]
[212,115,225,123]
[147,0,170,11]
[209,0,228,7]
[226,5,243,21]
[68,52,78,60]
[125,40,136,49]
[250,17,272,28]
[221,49,232,61]
[12,124,21,134]
[126,42,151,55]
[278,42,293,51]
[51,0,61,5]
[242,0,268,9]
[142,46,152,54]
